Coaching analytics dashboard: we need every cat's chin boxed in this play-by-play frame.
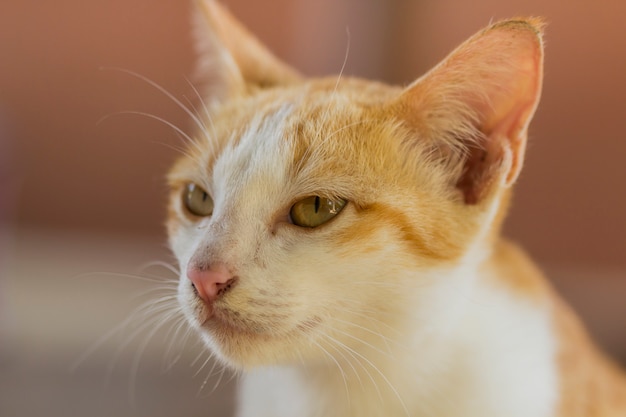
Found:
[202,306,270,338]
[193,305,323,368]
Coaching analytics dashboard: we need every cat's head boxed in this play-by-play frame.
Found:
[167,1,544,369]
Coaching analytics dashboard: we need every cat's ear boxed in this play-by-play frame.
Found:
[192,0,302,102]
[393,19,544,205]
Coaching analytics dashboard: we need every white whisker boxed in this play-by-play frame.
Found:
[97,111,197,147]
[100,67,209,138]
[327,324,395,358]
[161,316,191,372]
[310,339,350,402]
[128,307,182,406]
[320,332,381,402]
[325,333,410,417]
[329,315,403,348]
[72,270,176,284]
[138,260,180,275]
[323,335,365,392]
[193,352,215,378]
[316,27,351,138]
[210,363,228,395]
[185,77,219,149]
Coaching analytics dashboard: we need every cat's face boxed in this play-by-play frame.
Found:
[167,79,479,367]
[167,1,543,369]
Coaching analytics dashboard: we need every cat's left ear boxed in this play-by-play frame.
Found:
[192,0,302,101]
[392,19,544,205]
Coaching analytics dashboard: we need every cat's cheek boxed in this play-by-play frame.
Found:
[169,223,206,268]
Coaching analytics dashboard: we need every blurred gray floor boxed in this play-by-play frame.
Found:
[0,230,236,417]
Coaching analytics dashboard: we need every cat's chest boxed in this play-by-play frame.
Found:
[236,368,313,417]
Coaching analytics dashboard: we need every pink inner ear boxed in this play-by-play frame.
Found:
[394,19,544,205]
[456,134,506,205]
[458,76,540,205]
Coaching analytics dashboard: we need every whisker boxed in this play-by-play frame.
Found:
[196,355,228,397]
[323,335,365,393]
[129,290,178,306]
[225,366,239,386]
[69,290,175,373]
[327,324,395,358]
[138,260,180,276]
[185,77,220,157]
[310,339,350,401]
[70,314,135,373]
[294,28,352,178]
[72,270,177,285]
[97,111,197,147]
[316,27,351,139]
[329,315,403,348]
[128,307,183,406]
[333,27,351,94]
[161,316,192,372]
[185,77,212,122]
[100,67,209,138]
[149,138,193,157]
[327,333,410,417]
[210,363,228,395]
[320,333,381,401]
[340,313,395,355]
[100,305,177,396]
[193,352,215,378]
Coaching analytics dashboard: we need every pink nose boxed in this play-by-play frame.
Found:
[186,263,236,303]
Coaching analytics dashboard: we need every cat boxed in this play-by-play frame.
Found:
[165,1,626,416]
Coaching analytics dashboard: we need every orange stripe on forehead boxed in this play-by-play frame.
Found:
[286,97,372,180]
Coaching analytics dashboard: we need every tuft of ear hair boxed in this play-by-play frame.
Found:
[392,18,545,205]
[191,0,301,103]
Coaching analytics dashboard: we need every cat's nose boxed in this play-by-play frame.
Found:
[186,263,237,303]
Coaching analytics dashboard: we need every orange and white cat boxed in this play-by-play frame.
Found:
[166,1,626,416]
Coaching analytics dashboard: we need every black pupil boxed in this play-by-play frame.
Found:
[202,192,208,202]
[314,196,320,213]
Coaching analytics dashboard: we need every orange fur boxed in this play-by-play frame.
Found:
[485,239,550,301]
[555,295,626,416]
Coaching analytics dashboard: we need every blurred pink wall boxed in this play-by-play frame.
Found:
[1,0,624,351]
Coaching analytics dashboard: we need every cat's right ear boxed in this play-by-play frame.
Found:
[192,0,302,103]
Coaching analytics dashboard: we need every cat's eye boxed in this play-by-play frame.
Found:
[290,196,347,228]
[183,183,214,217]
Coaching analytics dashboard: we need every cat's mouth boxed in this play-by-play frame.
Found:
[195,301,321,341]
[192,298,279,341]
[205,305,267,335]
[189,295,323,366]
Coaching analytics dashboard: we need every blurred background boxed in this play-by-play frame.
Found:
[1,0,624,416]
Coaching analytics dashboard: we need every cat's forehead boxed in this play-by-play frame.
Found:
[214,77,399,131]
[208,82,360,174]
[168,77,415,206]
[212,102,294,190]
[210,96,352,204]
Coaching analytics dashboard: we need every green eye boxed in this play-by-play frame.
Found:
[183,184,214,217]
[290,196,347,228]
